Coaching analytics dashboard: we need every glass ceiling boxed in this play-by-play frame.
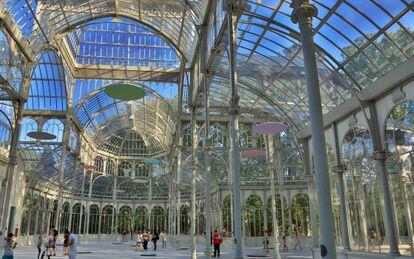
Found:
[66,17,180,67]
[1,0,413,201]
[74,84,176,157]
[209,0,413,129]
[3,0,203,61]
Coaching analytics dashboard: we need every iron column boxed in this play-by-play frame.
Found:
[226,0,243,257]
[291,1,336,258]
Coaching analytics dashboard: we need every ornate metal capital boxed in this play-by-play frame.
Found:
[333,164,346,174]
[372,151,387,161]
[290,0,318,24]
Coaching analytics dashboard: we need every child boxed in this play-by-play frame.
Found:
[135,231,143,252]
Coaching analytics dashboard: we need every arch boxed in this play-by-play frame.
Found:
[282,150,305,183]
[118,205,133,234]
[71,203,86,234]
[89,204,100,234]
[19,118,38,142]
[92,176,114,199]
[106,159,115,176]
[292,193,310,237]
[26,49,67,111]
[134,206,149,232]
[101,205,114,234]
[94,156,104,173]
[384,100,414,244]
[150,206,165,233]
[210,123,227,148]
[239,125,253,149]
[60,201,71,233]
[42,119,65,142]
[266,194,288,235]
[135,163,149,178]
[222,195,232,233]
[118,161,132,177]
[245,194,264,237]
[180,204,190,235]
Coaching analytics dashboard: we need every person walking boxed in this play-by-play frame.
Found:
[63,229,78,259]
[142,230,149,250]
[160,230,167,248]
[293,229,302,250]
[51,228,58,256]
[282,235,288,252]
[152,230,159,251]
[2,233,17,259]
[47,231,56,257]
[212,229,222,258]
[135,231,143,252]
[37,231,45,259]
[263,230,269,253]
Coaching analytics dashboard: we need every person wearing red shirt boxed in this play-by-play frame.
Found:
[212,229,222,258]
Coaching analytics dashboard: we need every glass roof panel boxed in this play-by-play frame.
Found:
[3,0,203,61]
[66,17,180,67]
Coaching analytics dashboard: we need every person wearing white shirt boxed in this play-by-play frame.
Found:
[63,229,77,259]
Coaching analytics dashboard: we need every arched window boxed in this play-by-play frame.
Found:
[135,163,149,178]
[180,205,190,235]
[245,195,263,237]
[19,118,38,142]
[210,123,227,147]
[60,202,71,233]
[341,126,383,251]
[117,206,133,234]
[222,195,232,233]
[71,203,86,234]
[101,205,114,234]
[385,100,414,244]
[26,50,67,111]
[134,206,149,231]
[92,176,113,199]
[106,159,115,176]
[267,194,288,235]
[150,206,165,232]
[118,161,132,177]
[239,126,253,149]
[94,156,104,173]
[89,204,100,234]
[42,119,64,142]
[292,193,310,236]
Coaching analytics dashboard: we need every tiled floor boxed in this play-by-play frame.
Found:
[14,240,313,258]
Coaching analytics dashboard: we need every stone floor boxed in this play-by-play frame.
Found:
[14,240,313,258]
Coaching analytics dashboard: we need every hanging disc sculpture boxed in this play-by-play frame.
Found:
[27,131,56,140]
[104,83,146,101]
